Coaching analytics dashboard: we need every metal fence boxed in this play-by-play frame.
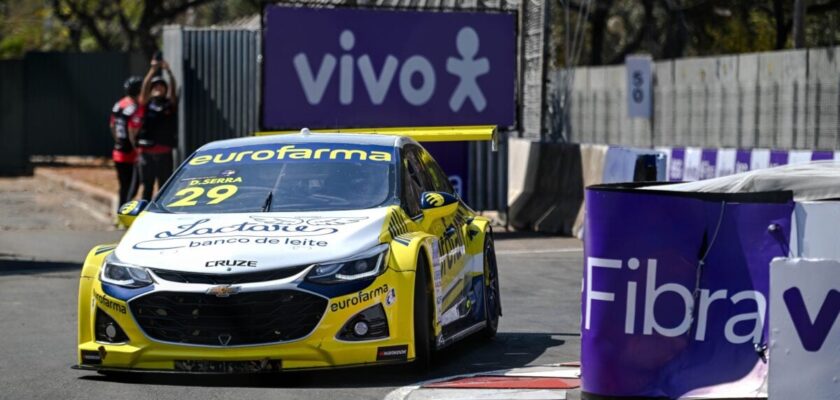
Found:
[163,27,260,162]
[520,0,547,139]
[0,52,144,173]
[0,60,26,175]
[24,52,145,156]
[556,47,840,151]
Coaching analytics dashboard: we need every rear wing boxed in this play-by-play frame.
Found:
[255,125,498,150]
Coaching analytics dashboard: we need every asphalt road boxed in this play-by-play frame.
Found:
[0,175,583,400]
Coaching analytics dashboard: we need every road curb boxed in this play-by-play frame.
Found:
[384,364,581,400]
[35,168,117,220]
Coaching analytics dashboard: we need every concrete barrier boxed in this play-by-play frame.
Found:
[508,142,667,236]
[601,146,666,183]
[508,143,583,235]
[572,144,608,238]
[507,137,540,209]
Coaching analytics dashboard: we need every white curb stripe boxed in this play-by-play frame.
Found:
[383,365,579,400]
[501,370,580,379]
[402,388,566,400]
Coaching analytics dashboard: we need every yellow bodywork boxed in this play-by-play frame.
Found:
[256,125,498,150]
[77,206,491,372]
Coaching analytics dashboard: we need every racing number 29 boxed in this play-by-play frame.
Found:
[167,185,238,207]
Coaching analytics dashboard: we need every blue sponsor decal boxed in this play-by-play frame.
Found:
[101,282,153,301]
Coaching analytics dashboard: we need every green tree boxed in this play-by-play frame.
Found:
[554,0,840,67]
[0,0,261,59]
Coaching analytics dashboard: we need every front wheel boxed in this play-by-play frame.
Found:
[481,237,501,338]
[412,252,434,370]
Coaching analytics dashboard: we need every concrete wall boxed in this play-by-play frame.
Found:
[562,46,840,150]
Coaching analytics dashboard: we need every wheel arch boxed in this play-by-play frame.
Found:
[78,244,115,347]
[465,216,493,256]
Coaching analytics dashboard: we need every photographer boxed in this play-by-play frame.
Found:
[136,54,178,201]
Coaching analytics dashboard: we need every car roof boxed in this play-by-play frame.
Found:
[197,132,410,152]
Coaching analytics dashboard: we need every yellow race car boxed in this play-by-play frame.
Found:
[75,127,501,374]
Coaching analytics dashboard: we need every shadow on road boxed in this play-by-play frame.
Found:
[0,259,80,276]
[492,230,560,240]
[77,331,575,389]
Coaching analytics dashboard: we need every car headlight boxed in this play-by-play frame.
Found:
[100,255,153,288]
[306,244,389,284]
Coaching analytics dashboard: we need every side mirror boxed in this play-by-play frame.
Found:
[117,200,148,228]
[419,191,458,221]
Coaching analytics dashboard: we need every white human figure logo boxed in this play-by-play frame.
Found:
[447,27,489,112]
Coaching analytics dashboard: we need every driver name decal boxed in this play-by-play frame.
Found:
[188,177,242,186]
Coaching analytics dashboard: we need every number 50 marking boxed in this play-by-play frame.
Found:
[167,184,238,207]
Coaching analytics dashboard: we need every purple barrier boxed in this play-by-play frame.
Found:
[582,184,794,398]
[666,148,838,182]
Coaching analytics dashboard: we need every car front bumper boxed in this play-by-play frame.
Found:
[76,265,417,372]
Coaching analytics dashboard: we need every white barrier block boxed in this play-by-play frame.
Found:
[715,148,736,177]
[791,202,840,259]
[750,149,770,170]
[788,150,813,165]
[507,138,540,207]
[655,146,672,180]
[769,258,840,400]
[683,147,702,181]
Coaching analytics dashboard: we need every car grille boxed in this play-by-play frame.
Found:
[130,290,327,346]
[151,266,308,284]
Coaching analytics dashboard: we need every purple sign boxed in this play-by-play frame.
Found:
[811,151,834,161]
[423,142,469,199]
[668,148,685,181]
[262,6,516,129]
[699,149,717,180]
[735,149,751,174]
[582,186,793,398]
[769,150,789,167]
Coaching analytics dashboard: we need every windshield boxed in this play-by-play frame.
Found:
[152,142,398,213]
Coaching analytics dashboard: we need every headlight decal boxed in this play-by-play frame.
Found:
[98,254,155,301]
[101,262,153,288]
[100,281,154,301]
[305,244,390,285]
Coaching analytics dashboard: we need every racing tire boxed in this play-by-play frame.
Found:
[481,237,501,339]
[412,251,434,371]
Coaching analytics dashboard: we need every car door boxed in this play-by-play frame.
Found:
[404,145,471,336]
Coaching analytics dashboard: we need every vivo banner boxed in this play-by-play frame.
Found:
[769,258,840,399]
[583,185,793,398]
[262,6,516,129]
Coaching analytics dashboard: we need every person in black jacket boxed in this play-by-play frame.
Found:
[136,56,178,201]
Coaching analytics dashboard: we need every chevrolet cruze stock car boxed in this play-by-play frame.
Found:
[75,127,501,374]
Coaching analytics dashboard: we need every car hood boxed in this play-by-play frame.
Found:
[113,207,390,273]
